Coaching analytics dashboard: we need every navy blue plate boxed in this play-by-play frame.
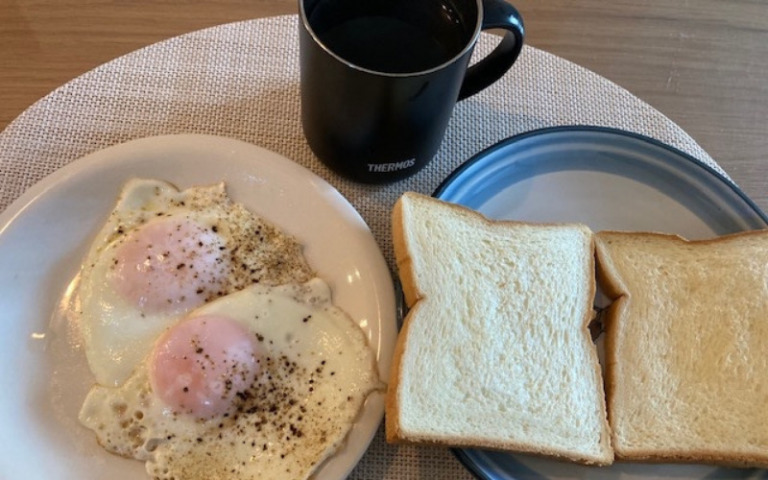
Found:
[434,126,768,480]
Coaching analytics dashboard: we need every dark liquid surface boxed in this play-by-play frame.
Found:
[310,0,471,73]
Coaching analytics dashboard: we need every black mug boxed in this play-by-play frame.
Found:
[299,0,525,184]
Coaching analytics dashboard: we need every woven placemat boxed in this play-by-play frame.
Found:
[0,14,718,480]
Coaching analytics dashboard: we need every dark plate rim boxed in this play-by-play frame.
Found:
[431,125,768,480]
[433,125,768,226]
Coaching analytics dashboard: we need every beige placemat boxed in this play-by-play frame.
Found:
[0,14,719,480]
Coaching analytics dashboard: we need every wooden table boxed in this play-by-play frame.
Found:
[2,0,766,211]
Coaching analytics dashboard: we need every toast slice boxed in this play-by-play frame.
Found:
[386,192,613,465]
[595,230,768,467]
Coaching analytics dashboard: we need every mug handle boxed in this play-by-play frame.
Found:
[458,0,525,100]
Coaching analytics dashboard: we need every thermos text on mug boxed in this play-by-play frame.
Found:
[368,159,417,173]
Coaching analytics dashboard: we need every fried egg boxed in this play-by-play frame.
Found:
[73,179,314,387]
[78,278,381,480]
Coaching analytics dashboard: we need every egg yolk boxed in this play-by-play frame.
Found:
[149,315,261,419]
[109,217,228,314]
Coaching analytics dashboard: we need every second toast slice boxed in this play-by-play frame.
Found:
[595,230,768,467]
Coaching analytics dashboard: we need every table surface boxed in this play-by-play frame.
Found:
[2,0,766,214]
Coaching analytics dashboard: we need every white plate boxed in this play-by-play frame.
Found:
[435,126,768,480]
[0,134,397,480]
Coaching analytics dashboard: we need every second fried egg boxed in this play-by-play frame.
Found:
[78,278,382,480]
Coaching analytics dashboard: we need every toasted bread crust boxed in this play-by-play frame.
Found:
[385,194,413,442]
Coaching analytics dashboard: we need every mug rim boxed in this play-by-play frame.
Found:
[299,0,484,77]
